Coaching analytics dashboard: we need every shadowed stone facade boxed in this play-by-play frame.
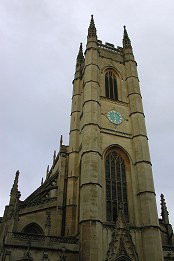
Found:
[0,16,174,261]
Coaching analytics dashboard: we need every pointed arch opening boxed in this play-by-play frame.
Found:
[105,148,129,223]
[105,71,118,100]
[22,222,44,235]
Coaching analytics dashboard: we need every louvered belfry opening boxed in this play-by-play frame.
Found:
[105,71,118,100]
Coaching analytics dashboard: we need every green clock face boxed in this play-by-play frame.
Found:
[107,110,123,125]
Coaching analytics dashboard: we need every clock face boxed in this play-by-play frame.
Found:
[107,110,123,125]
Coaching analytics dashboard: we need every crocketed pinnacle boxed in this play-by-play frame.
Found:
[46,165,50,179]
[88,15,97,38]
[123,25,132,49]
[161,194,169,224]
[53,150,56,163]
[10,170,20,196]
[123,25,129,38]
[10,170,21,204]
[76,43,84,65]
[47,165,49,174]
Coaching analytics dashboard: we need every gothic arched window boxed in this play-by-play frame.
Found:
[22,223,44,235]
[105,151,128,222]
[105,71,118,100]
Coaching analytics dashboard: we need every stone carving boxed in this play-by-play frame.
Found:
[18,242,33,261]
[58,246,67,261]
[10,232,79,244]
[45,210,51,229]
[105,207,139,261]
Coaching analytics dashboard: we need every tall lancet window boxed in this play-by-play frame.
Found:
[105,151,128,222]
[105,71,118,100]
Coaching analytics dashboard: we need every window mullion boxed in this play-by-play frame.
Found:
[105,151,128,223]
[112,76,115,100]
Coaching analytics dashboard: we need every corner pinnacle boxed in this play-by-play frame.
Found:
[76,43,84,65]
[10,170,20,196]
[10,170,21,204]
[123,25,132,49]
[46,165,50,179]
[161,193,169,224]
[123,25,128,38]
[88,14,97,38]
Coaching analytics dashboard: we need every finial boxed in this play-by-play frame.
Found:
[53,150,56,163]
[76,43,84,65]
[88,14,97,38]
[123,25,127,32]
[161,194,169,224]
[123,25,128,37]
[46,165,50,179]
[47,165,49,175]
[60,135,63,147]
[123,25,132,49]
[15,170,20,181]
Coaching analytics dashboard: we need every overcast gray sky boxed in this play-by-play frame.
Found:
[0,0,174,226]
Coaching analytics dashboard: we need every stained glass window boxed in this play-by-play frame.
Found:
[105,71,118,100]
[105,151,128,222]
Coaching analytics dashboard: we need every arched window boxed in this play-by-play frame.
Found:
[105,71,118,100]
[22,223,44,235]
[105,151,128,222]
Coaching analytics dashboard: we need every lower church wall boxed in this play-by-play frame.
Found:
[16,206,63,237]
[1,233,79,261]
[1,248,79,261]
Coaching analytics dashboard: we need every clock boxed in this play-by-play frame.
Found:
[107,110,123,125]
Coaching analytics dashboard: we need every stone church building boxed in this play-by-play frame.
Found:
[0,16,174,261]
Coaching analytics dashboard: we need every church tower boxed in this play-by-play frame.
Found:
[1,16,173,261]
[66,15,164,260]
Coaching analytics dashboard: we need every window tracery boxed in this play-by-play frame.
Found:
[22,223,44,235]
[105,151,128,222]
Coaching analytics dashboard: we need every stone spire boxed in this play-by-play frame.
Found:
[87,15,97,39]
[161,193,169,224]
[123,25,132,49]
[76,43,84,66]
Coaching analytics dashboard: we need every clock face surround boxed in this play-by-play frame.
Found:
[107,110,123,125]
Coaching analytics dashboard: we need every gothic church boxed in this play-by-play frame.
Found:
[0,16,174,261]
